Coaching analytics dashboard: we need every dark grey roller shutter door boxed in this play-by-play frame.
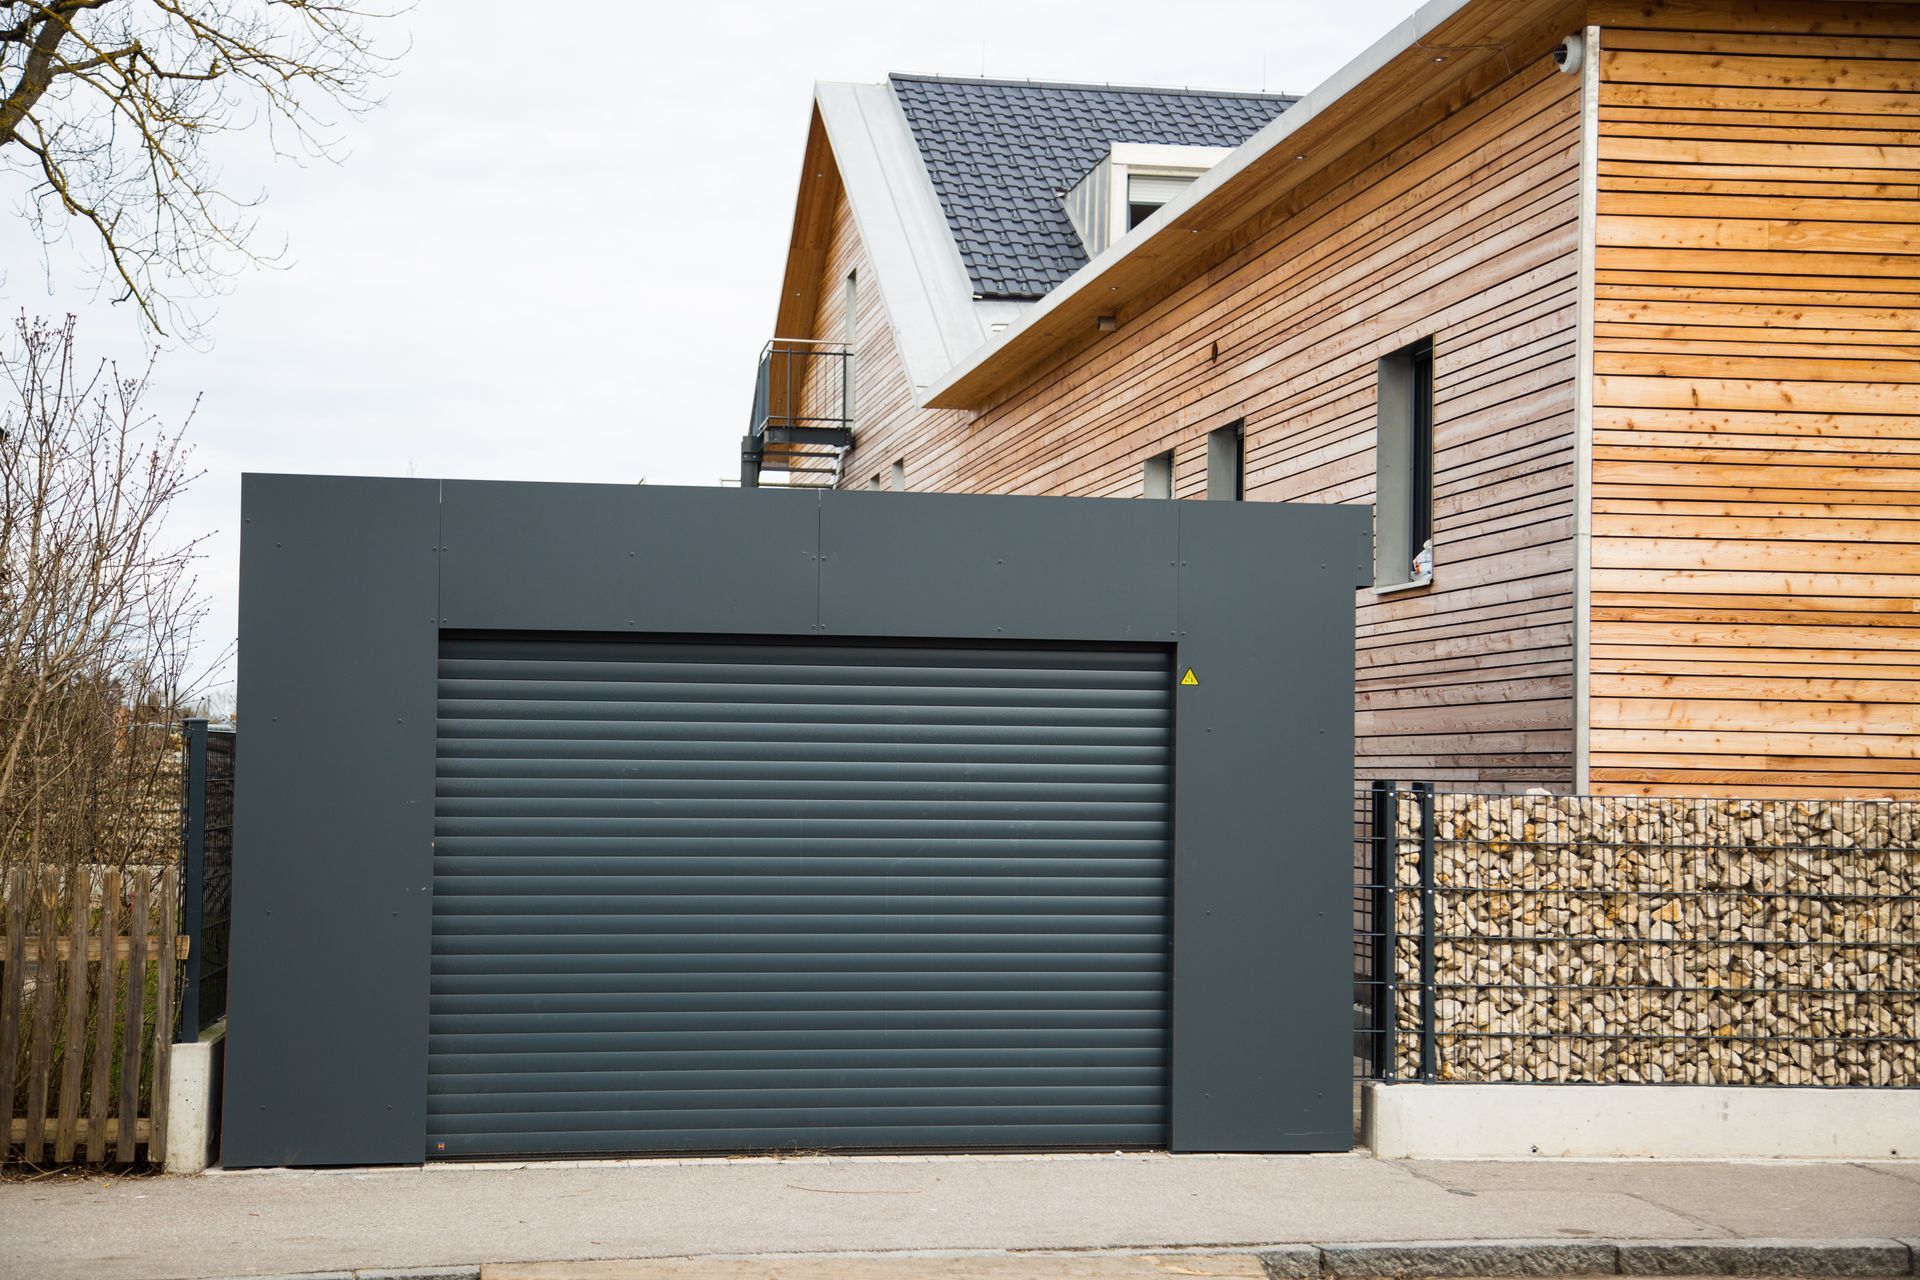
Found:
[430,636,1172,1157]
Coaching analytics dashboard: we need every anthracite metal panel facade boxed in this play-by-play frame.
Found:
[227,477,1368,1166]
[1170,501,1362,1150]
[429,636,1172,1156]
[227,475,439,1167]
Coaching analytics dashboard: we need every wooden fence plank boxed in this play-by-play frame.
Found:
[151,867,178,1161]
[117,872,147,1164]
[6,866,187,1168]
[18,936,189,964]
[10,1117,150,1145]
[87,870,119,1164]
[24,871,57,1163]
[0,868,24,1155]
[54,871,89,1162]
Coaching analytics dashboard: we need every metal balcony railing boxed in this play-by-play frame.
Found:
[741,339,854,488]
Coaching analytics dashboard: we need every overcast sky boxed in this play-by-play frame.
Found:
[1,0,1412,703]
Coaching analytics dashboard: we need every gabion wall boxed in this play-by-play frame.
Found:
[1385,793,1919,1086]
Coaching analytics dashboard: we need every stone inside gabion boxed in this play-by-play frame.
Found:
[1378,794,1919,1086]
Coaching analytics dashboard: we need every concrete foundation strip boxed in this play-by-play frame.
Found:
[200,1239,1920,1280]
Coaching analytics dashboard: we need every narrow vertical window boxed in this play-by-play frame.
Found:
[890,459,906,491]
[1410,341,1434,572]
[1375,337,1435,588]
[841,270,858,426]
[1142,449,1174,500]
[1207,421,1244,501]
[869,472,883,490]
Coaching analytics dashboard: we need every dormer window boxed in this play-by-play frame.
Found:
[1128,171,1199,229]
[1064,143,1231,258]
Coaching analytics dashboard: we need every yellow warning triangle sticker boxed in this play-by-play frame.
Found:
[1180,668,1199,687]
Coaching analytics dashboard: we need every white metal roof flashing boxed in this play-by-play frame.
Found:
[921,0,1479,408]
[812,81,1028,405]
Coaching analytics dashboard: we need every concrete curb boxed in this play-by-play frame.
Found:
[1319,1241,1623,1277]
[1260,1245,1327,1278]
[1308,1239,1917,1278]
[1615,1240,1916,1276]
[200,1239,1920,1280]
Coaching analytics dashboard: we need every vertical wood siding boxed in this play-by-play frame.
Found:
[813,61,1583,788]
[1587,3,1920,797]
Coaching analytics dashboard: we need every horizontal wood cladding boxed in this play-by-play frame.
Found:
[1588,11,1920,798]
[825,61,1583,788]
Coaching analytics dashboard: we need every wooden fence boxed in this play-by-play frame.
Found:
[1,867,187,1165]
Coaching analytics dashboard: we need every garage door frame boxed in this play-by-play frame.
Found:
[227,477,1369,1166]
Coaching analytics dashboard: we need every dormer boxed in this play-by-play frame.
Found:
[1063,143,1233,258]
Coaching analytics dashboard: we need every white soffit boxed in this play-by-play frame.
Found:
[815,81,1021,405]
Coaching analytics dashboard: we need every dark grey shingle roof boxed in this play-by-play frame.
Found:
[889,74,1296,302]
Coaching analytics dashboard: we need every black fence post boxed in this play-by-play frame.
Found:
[1415,782,1437,1083]
[1371,780,1397,1082]
[178,717,209,1042]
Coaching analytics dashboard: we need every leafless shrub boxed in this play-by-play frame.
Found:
[0,311,204,873]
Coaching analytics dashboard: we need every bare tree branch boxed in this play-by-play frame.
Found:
[1,0,404,338]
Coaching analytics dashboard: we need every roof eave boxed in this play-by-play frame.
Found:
[770,102,837,346]
[923,0,1578,410]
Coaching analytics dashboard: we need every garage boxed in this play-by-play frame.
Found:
[226,477,1366,1165]
[428,636,1172,1157]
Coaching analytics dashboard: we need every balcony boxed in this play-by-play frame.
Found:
[741,339,854,489]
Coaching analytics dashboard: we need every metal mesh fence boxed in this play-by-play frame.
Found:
[1355,787,1919,1087]
[179,721,235,1038]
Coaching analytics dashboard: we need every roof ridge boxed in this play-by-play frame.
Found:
[886,71,1298,102]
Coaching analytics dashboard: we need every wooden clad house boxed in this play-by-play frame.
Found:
[748,0,1920,799]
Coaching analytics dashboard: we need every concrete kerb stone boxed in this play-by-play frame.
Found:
[1258,1245,1326,1278]
[1319,1241,1622,1277]
[1615,1240,1915,1276]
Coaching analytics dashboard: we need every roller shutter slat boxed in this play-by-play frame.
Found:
[429,1065,1167,1089]
[430,1046,1168,1074]
[430,637,1170,1157]
[438,743,1167,766]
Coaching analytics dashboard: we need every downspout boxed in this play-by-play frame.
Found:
[1572,24,1601,793]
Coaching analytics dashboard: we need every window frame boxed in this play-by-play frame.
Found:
[1142,449,1174,500]
[1373,337,1436,593]
[1207,421,1245,501]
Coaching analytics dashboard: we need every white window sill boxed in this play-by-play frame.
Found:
[1373,574,1434,598]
